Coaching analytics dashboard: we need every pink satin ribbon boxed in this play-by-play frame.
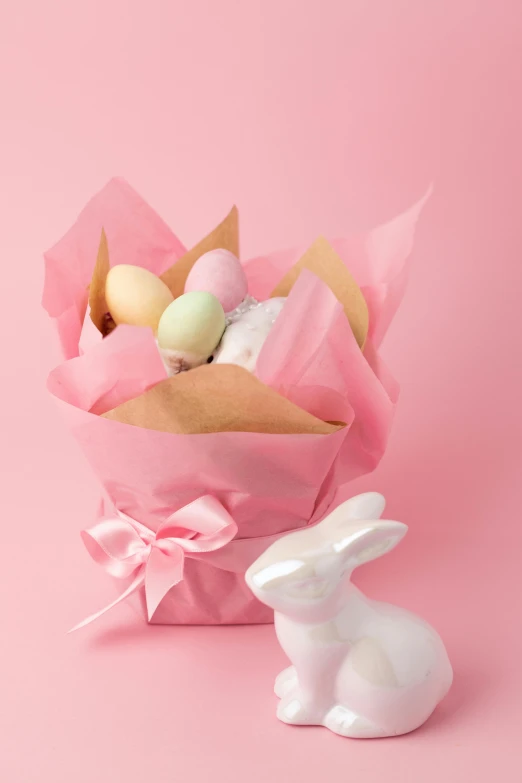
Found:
[70,496,237,632]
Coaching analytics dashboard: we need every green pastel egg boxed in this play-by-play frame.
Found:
[157,291,226,356]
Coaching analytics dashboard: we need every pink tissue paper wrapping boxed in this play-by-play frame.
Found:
[43,178,425,627]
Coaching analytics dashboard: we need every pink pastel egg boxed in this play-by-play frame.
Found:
[184,249,247,313]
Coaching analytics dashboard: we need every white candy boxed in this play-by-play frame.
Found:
[213,297,286,372]
[225,294,260,325]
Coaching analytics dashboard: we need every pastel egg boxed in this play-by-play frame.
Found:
[184,249,248,313]
[105,265,173,331]
[157,291,225,357]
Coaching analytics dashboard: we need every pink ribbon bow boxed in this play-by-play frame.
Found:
[70,495,237,632]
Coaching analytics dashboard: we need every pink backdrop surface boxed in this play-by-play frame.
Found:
[1,1,521,781]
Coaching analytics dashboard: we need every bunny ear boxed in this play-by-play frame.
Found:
[328,519,407,568]
[321,494,385,535]
[333,492,386,522]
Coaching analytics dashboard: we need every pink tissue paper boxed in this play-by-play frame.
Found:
[42,178,426,627]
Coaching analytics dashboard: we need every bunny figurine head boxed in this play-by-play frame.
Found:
[246,492,406,623]
[245,492,453,738]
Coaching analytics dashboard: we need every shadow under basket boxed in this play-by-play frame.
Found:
[126,556,274,625]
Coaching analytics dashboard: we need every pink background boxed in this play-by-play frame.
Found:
[1,1,521,781]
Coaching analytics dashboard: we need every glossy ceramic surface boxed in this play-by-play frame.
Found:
[246,493,453,738]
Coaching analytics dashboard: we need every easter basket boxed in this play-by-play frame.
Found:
[43,178,424,628]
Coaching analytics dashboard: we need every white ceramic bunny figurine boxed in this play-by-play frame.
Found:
[245,493,452,738]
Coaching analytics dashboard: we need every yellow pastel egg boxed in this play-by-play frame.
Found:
[157,291,225,357]
[105,265,174,330]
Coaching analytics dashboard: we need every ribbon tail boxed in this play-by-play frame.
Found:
[145,545,184,621]
[68,570,145,633]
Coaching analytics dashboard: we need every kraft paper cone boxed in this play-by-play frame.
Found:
[102,363,343,436]
[89,229,112,334]
[271,235,369,348]
[160,206,239,299]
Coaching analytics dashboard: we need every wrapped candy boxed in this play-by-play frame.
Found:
[213,297,286,372]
